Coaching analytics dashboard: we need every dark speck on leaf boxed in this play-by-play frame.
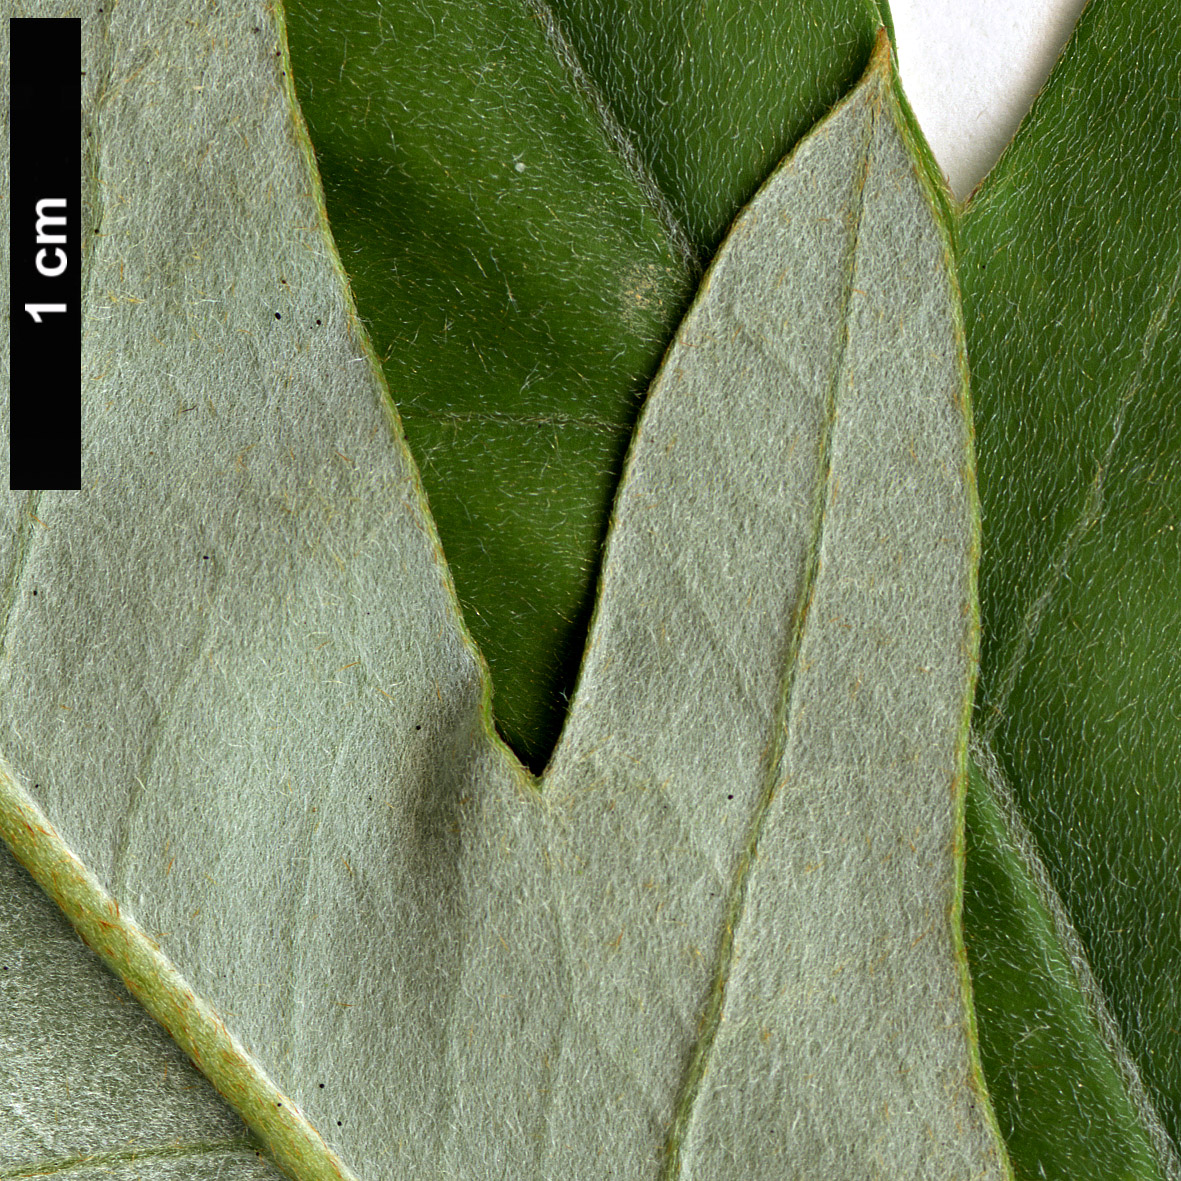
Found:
[274,312,281,320]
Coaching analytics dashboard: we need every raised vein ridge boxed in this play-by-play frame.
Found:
[0,1137,260,1181]
[983,246,1181,734]
[658,55,882,1180]
[518,0,698,276]
[0,758,359,1181]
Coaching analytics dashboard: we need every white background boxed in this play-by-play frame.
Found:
[889,0,1090,199]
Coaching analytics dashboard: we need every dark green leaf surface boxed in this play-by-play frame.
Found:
[541,0,883,255]
[959,0,1181,1172]
[282,0,882,769]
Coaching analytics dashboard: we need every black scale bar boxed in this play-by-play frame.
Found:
[9,17,82,491]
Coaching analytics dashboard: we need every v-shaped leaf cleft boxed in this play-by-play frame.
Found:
[0,11,1007,1181]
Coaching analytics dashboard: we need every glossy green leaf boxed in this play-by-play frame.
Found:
[281,1,1181,1171]
[958,0,1181,1175]
[1,18,1012,1177]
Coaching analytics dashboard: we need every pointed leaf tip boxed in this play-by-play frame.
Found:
[871,24,893,77]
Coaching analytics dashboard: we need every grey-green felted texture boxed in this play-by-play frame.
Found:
[0,1147,284,1181]
[958,0,1181,1171]
[280,0,887,771]
[663,56,999,1178]
[280,2,1181,1173]
[0,9,277,1178]
[0,12,1009,1179]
